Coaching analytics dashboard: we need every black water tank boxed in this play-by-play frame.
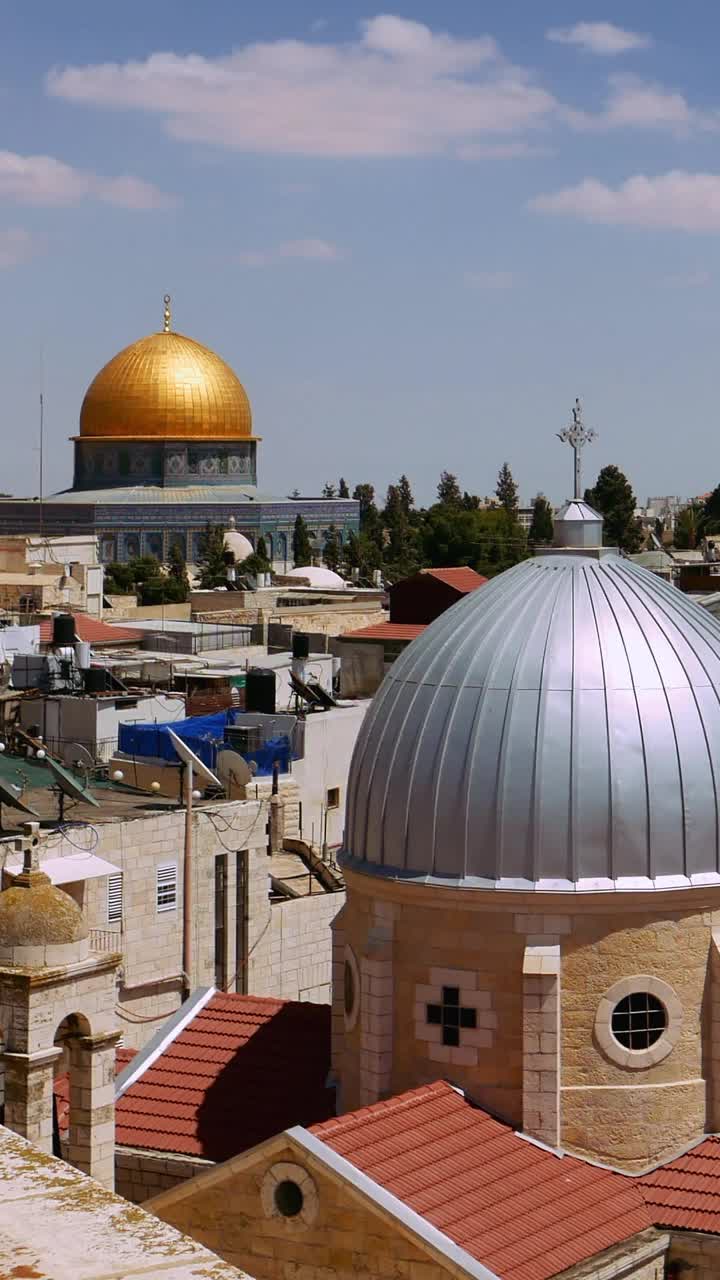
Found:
[52,614,76,646]
[245,667,276,714]
[292,632,310,660]
[83,668,108,694]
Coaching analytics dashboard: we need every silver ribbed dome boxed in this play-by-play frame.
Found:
[343,553,720,892]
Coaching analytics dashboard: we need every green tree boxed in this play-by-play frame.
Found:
[322,482,337,498]
[127,555,161,584]
[292,513,312,567]
[700,486,720,538]
[197,522,228,588]
[382,483,419,580]
[139,572,188,605]
[104,561,135,594]
[352,483,375,525]
[528,493,554,544]
[437,471,462,508]
[584,465,642,552]
[255,536,270,568]
[462,492,480,511]
[338,477,350,498]
[495,462,519,520]
[397,474,414,517]
[675,503,701,550]
[323,524,342,573]
[167,541,189,600]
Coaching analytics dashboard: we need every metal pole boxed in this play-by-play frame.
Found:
[183,763,193,1000]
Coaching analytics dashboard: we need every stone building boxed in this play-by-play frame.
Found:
[0,297,359,569]
[149,503,720,1278]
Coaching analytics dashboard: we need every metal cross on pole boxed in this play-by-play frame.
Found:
[557,398,597,500]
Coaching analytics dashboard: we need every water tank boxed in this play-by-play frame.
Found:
[75,641,91,670]
[226,723,264,754]
[52,614,76,646]
[292,632,310,660]
[245,667,276,714]
[83,668,108,694]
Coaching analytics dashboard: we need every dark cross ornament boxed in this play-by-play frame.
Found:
[426,986,477,1047]
[557,397,597,500]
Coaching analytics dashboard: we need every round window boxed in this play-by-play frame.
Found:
[274,1180,304,1218]
[611,993,667,1051]
[344,959,355,1018]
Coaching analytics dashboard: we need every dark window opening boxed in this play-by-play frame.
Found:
[611,993,667,1050]
[427,986,477,1048]
[274,1180,304,1218]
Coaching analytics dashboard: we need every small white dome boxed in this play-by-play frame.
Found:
[286,566,346,589]
[223,517,253,564]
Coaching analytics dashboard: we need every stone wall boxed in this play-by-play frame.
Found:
[0,799,269,1051]
[151,1140,454,1280]
[116,1147,212,1204]
[250,889,344,1004]
[668,1230,720,1278]
[334,868,720,1170]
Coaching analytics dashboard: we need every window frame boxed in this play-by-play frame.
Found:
[326,786,340,810]
[156,861,178,914]
[107,872,123,925]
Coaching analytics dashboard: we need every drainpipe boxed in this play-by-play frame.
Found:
[183,763,193,1000]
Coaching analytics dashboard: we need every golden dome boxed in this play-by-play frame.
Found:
[79,329,253,441]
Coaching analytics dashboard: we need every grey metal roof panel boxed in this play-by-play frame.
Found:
[343,552,720,890]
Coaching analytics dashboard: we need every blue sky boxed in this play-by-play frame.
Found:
[2,2,720,506]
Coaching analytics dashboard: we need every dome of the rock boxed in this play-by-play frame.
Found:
[79,330,253,441]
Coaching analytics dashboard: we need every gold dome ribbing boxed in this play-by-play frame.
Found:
[79,330,253,440]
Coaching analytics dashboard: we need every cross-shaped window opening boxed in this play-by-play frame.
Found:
[426,986,477,1047]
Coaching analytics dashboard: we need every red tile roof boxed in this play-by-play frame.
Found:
[310,1081,652,1280]
[55,1047,136,1136]
[116,993,334,1161]
[638,1135,720,1234]
[39,612,142,646]
[421,567,488,593]
[341,622,427,643]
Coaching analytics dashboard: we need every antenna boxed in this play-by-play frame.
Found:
[39,394,44,542]
[167,729,221,1000]
[46,755,100,822]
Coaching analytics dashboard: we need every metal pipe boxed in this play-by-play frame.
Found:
[182,763,193,1000]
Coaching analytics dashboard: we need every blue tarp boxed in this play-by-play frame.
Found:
[119,711,292,775]
[119,710,235,768]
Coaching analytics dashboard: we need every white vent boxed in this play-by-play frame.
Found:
[156,862,178,913]
[107,873,123,924]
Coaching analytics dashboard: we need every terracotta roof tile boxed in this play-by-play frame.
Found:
[341,622,427,642]
[115,992,334,1161]
[310,1082,651,1280]
[39,612,142,646]
[639,1135,720,1233]
[420,567,488,593]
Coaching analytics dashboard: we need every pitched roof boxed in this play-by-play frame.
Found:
[638,1135,720,1234]
[341,622,427,642]
[39,612,142,646]
[116,992,335,1161]
[420,567,487,593]
[309,1081,652,1280]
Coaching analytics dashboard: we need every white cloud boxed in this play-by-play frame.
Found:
[547,22,651,55]
[0,150,173,208]
[238,238,344,267]
[530,172,720,232]
[464,270,516,289]
[46,16,558,158]
[0,227,40,268]
[567,75,720,135]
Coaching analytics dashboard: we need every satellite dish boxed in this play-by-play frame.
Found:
[216,750,253,792]
[0,778,39,819]
[167,729,222,790]
[46,755,100,820]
